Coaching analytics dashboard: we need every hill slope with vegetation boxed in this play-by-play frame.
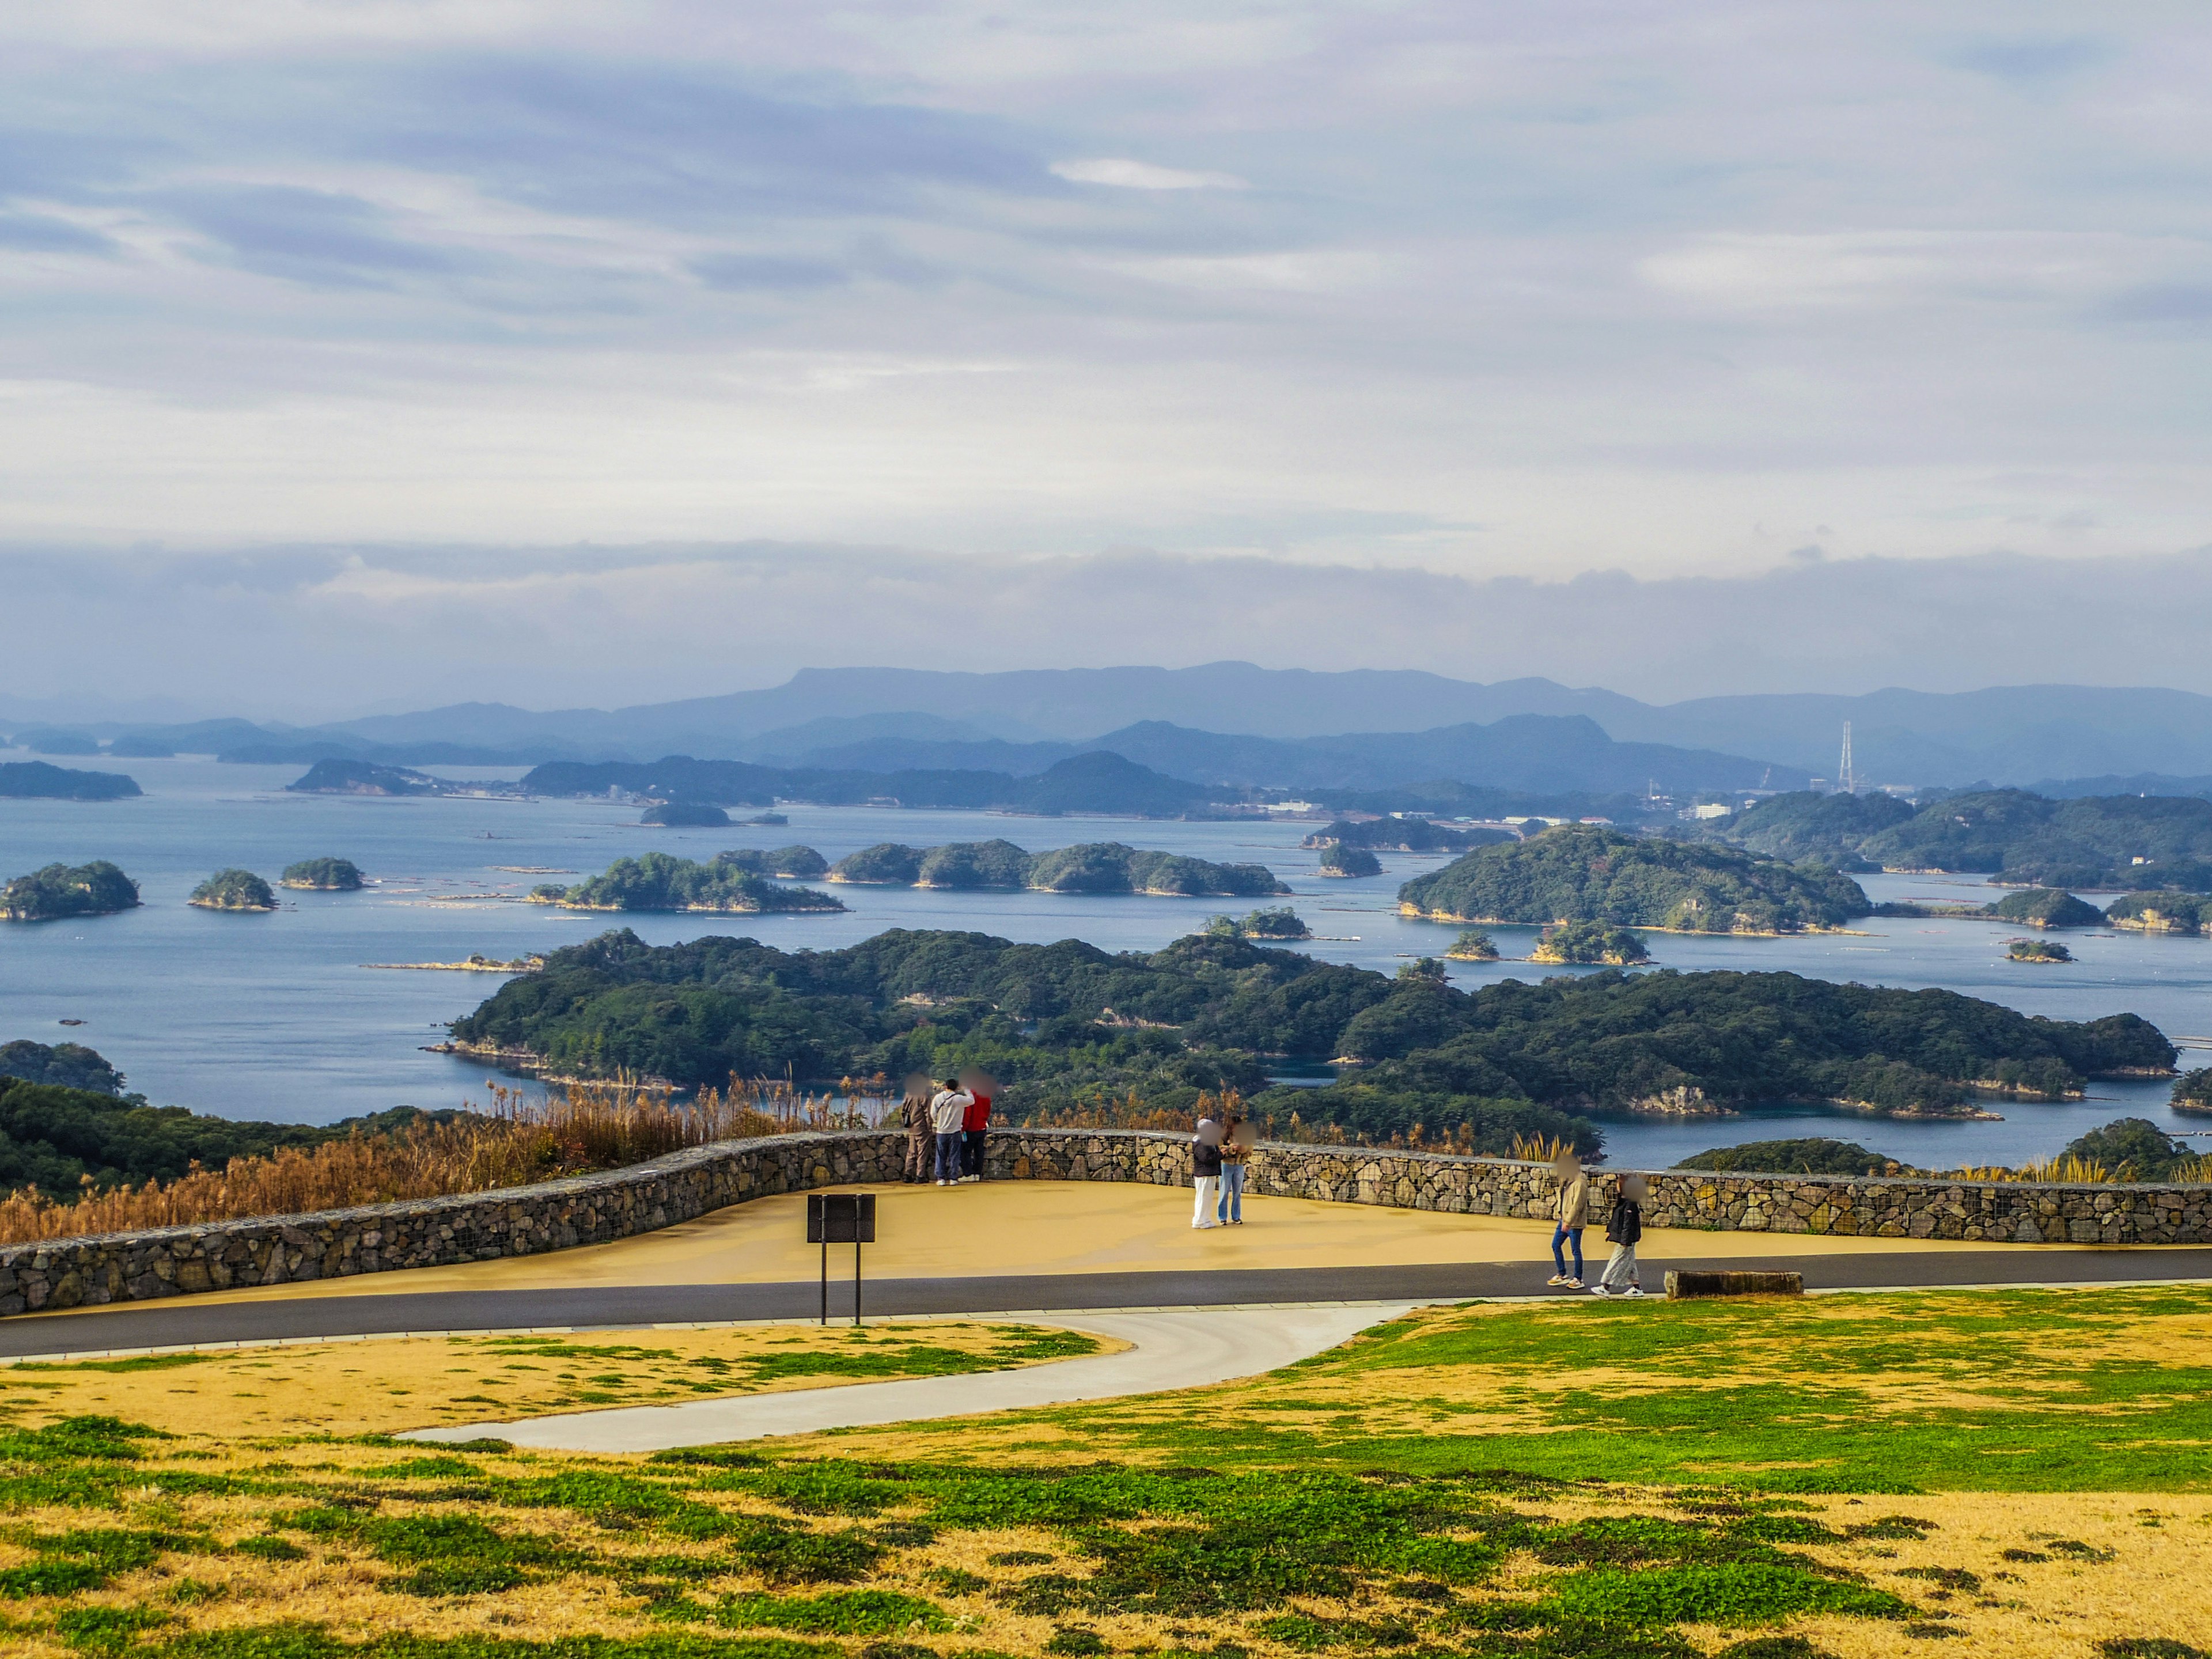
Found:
[1707,789,1915,866]
[1397,825,1869,933]
[1859,790,2212,888]
[446,927,2171,1141]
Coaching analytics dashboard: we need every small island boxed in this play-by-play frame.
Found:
[717,845,832,879]
[2106,891,2211,935]
[1530,919,1650,965]
[2176,1068,2212,1116]
[1445,929,1499,961]
[363,953,547,972]
[190,869,277,911]
[1317,841,1383,878]
[1982,888,2104,929]
[824,839,1287,897]
[1,860,142,922]
[0,760,142,801]
[529,851,845,914]
[282,857,364,891]
[286,759,448,796]
[2007,937,2073,964]
[641,801,732,828]
[1207,906,1312,940]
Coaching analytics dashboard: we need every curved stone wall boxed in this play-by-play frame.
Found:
[3,1127,2206,1315]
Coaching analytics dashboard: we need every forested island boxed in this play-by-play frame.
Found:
[1713,788,2212,890]
[640,801,731,827]
[1446,929,1498,960]
[444,927,2173,1144]
[0,761,141,801]
[1207,906,1311,940]
[0,1039,125,1095]
[1530,921,1649,965]
[2106,892,2212,934]
[1982,888,2106,929]
[1300,818,1515,854]
[827,839,1288,898]
[1317,841,1382,878]
[2177,1069,2212,1115]
[0,860,141,922]
[1398,825,1869,933]
[528,851,844,914]
[189,869,277,911]
[2008,938,2073,964]
[286,759,453,796]
[281,857,363,890]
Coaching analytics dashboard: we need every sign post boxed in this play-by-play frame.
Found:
[805,1193,877,1326]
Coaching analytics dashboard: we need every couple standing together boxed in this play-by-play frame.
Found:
[902,1078,990,1185]
[1548,1153,1647,1297]
[1190,1103,1254,1229]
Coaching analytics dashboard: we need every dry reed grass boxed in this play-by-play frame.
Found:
[0,1077,893,1246]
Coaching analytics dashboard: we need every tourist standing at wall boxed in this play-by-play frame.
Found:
[929,1078,973,1187]
[1592,1172,1646,1298]
[1191,1110,1225,1229]
[901,1080,934,1184]
[1217,1106,1253,1225]
[961,1084,992,1183]
[1548,1152,1587,1288]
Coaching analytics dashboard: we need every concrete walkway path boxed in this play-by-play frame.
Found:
[404,1302,1416,1454]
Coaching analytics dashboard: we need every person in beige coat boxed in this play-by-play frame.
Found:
[1547,1152,1588,1288]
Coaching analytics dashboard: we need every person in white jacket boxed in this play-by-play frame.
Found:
[928,1079,973,1187]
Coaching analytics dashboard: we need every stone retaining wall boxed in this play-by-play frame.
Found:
[5,1128,2207,1315]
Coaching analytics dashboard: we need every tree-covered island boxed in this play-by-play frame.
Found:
[281,857,363,890]
[1529,920,1650,965]
[188,869,277,911]
[0,860,141,922]
[2007,938,2073,964]
[1445,929,1499,960]
[827,839,1287,897]
[1316,841,1383,878]
[445,927,2173,1140]
[2105,891,2212,934]
[639,800,732,827]
[1206,906,1312,940]
[1982,887,2105,929]
[1399,824,1869,933]
[528,851,844,914]
[0,760,142,801]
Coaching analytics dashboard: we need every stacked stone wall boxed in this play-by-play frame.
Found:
[5,1128,2206,1314]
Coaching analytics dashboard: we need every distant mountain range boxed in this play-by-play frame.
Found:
[12,663,2212,791]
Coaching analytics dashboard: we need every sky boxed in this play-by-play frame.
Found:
[5,1,2212,713]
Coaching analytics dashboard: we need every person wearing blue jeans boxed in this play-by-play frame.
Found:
[929,1078,972,1187]
[1547,1156,1588,1287]
[1217,1107,1251,1224]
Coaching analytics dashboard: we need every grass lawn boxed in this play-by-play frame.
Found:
[2,1290,2209,1659]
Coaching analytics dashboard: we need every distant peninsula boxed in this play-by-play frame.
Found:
[0,761,141,802]
[1398,824,1869,933]
[529,851,844,914]
[1,860,142,922]
[282,857,363,890]
[827,839,1289,898]
[190,869,277,911]
[287,759,449,796]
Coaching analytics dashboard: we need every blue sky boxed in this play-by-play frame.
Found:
[3,2,2210,709]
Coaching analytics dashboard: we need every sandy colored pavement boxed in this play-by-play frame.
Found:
[167,1179,2030,1310]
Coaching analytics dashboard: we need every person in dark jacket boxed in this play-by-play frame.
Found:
[1191,1110,1225,1229]
[1591,1172,1647,1298]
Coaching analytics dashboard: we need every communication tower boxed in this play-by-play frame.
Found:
[1837,722,1855,794]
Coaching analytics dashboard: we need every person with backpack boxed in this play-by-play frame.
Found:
[929,1077,973,1187]
[1546,1151,1587,1289]
[1191,1108,1225,1229]
[1592,1172,1647,1298]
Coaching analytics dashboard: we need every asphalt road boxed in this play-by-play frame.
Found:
[7,1249,2212,1359]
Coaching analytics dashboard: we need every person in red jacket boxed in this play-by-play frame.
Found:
[960,1085,991,1182]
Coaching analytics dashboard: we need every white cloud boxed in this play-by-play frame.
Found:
[1049,157,1247,190]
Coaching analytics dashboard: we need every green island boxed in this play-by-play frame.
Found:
[828,839,1288,897]
[1299,816,1514,854]
[0,859,141,922]
[1316,840,1382,877]
[1717,787,2212,889]
[1399,824,1868,933]
[1981,887,2105,928]
[188,868,276,911]
[446,927,2173,1136]
[1676,1117,2202,1181]
[285,759,451,796]
[2174,1067,2212,1115]
[2105,889,2212,933]
[281,857,364,891]
[1529,919,1650,965]
[639,800,732,827]
[529,852,844,914]
[0,1038,125,1096]
[1206,906,1312,940]
[0,759,142,801]
[2006,937,2073,964]
[1445,928,1499,960]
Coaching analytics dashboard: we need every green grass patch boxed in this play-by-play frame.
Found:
[709,1590,950,1636]
[1544,1562,1912,1627]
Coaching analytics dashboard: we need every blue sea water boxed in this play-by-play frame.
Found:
[2,749,2207,1167]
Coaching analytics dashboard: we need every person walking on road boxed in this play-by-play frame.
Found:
[1217,1105,1253,1225]
[1191,1108,1225,1229]
[961,1082,992,1183]
[900,1080,934,1184]
[1591,1172,1647,1298]
[1547,1151,1588,1288]
[929,1078,972,1187]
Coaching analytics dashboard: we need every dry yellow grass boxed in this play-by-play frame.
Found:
[0,1319,1118,1437]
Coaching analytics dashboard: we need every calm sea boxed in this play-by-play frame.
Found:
[3,749,2207,1166]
